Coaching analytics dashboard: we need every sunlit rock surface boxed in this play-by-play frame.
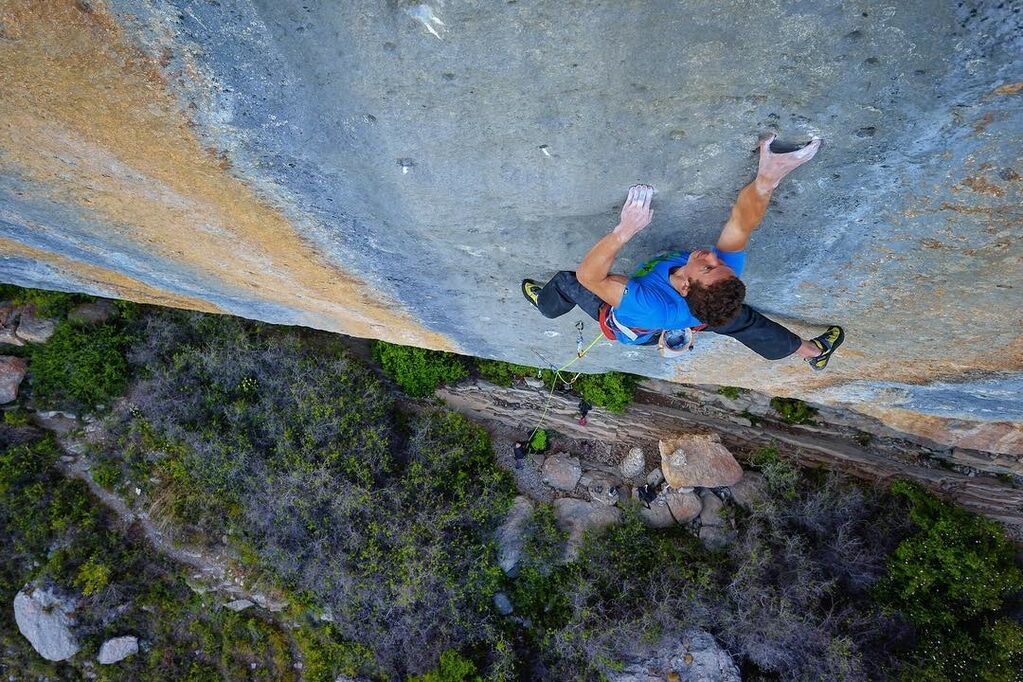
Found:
[1,1,1020,452]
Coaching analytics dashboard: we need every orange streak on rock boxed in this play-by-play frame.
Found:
[0,1,457,351]
[992,81,1023,96]
[0,238,222,314]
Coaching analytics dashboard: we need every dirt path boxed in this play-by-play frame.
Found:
[55,441,289,612]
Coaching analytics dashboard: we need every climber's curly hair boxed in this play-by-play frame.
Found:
[686,277,746,327]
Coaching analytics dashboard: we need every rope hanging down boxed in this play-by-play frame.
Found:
[527,330,604,443]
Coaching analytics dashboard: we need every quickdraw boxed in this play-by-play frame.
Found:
[526,322,604,444]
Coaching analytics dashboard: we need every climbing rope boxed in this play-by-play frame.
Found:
[526,329,604,443]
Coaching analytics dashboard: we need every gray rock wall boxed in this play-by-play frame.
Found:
[1,1,1020,450]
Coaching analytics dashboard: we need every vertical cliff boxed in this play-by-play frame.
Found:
[1,1,1021,453]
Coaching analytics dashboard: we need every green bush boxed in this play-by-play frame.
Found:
[409,649,481,682]
[717,386,744,400]
[571,371,638,413]
[878,481,1023,680]
[528,428,548,453]
[0,284,92,318]
[750,446,799,500]
[475,359,536,387]
[769,397,817,425]
[371,341,469,397]
[28,321,130,408]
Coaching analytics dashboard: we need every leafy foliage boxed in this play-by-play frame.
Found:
[112,312,515,677]
[409,649,482,682]
[769,397,818,425]
[750,446,800,500]
[371,340,470,397]
[717,386,744,400]
[476,359,536,387]
[0,284,92,318]
[27,321,131,408]
[877,481,1023,680]
[528,428,548,453]
[0,426,304,681]
[571,371,638,413]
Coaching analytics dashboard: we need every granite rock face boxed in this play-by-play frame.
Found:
[1,1,1021,453]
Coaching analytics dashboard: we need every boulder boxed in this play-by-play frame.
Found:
[658,434,743,489]
[620,446,646,478]
[97,635,138,664]
[541,453,582,491]
[728,471,768,510]
[553,497,621,561]
[608,628,740,682]
[68,300,116,326]
[15,312,56,344]
[665,490,703,523]
[0,305,24,346]
[0,356,27,404]
[493,592,514,616]
[645,467,665,487]
[224,599,255,612]
[13,586,79,661]
[495,495,534,576]
[581,470,620,506]
[672,629,741,681]
[698,491,736,550]
[636,492,676,529]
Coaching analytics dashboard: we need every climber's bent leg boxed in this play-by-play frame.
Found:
[535,271,603,321]
[708,305,802,360]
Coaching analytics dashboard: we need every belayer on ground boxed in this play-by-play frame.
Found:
[522,133,844,370]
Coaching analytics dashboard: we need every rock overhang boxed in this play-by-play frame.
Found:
[0,0,1020,452]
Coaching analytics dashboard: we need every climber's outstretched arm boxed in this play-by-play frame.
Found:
[716,135,821,253]
[577,185,654,306]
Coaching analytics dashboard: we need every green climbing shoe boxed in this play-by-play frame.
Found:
[521,279,542,309]
[807,325,845,371]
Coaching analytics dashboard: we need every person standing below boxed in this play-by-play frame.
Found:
[521,134,843,369]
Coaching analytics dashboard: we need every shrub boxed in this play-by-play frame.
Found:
[750,446,799,500]
[28,321,130,408]
[875,482,1023,680]
[0,284,92,318]
[572,371,638,413]
[879,481,1023,629]
[370,341,469,397]
[717,386,744,400]
[409,649,482,682]
[476,359,537,387]
[769,397,817,425]
[528,428,548,453]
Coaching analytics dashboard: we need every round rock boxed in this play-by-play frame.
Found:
[658,434,742,489]
[541,453,582,491]
[97,635,139,665]
[13,586,79,662]
[620,446,646,478]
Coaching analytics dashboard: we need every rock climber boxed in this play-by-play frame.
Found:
[521,134,844,370]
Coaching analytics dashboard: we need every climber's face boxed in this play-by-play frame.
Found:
[683,249,735,287]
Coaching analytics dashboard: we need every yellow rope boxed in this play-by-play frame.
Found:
[527,332,604,443]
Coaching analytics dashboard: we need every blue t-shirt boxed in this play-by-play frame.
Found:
[610,248,747,345]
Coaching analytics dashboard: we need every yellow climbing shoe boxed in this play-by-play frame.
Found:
[807,325,844,371]
[521,279,542,309]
